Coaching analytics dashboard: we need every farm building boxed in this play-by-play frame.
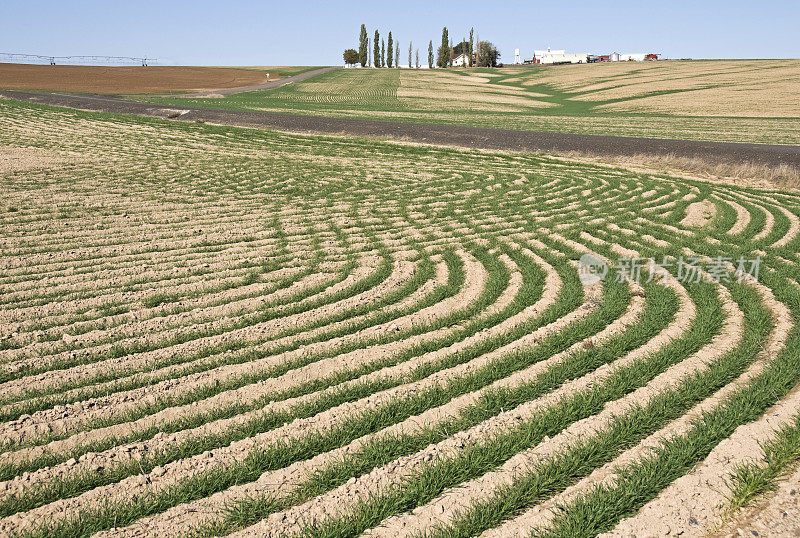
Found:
[613,52,647,61]
[452,53,470,67]
[531,48,589,64]
[524,50,659,65]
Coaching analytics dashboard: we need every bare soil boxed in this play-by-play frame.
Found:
[0,63,272,94]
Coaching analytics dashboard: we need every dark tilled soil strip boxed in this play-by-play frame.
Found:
[2,89,799,167]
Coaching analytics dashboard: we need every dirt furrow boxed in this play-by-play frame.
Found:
[751,199,777,241]
[770,202,800,248]
[2,257,406,405]
[1,263,309,350]
[713,194,751,235]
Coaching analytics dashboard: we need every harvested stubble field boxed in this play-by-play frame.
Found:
[1,96,800,538]
[141,59,800,145]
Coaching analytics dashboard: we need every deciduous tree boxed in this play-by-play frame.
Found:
[343,48,359,66]
[453,40,471,57]
[395,42,399,68]
[408,41,412,69]
[386,32,394,68]
[381,39,385,67]
[476,40,500,67]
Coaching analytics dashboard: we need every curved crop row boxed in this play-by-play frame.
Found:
[0,98,797,538]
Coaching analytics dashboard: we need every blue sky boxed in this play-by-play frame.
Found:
[1,0,797,66]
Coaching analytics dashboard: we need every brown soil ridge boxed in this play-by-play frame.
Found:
[1,255,387,388]
[0,260,345,364]
[680,200,717,227]
[1,263,308,351]
[713,194,752,235]
[713,455,800,538]
[0,248,519,492]
[0,261,370,405]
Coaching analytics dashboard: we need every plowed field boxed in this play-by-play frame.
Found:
[0,97,799,538]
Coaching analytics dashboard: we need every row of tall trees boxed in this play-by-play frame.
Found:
[344,25,408,68]
[346,25,499,68]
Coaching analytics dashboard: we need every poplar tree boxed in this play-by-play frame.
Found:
[415,49,420,68]
[449,37,454,67]
[437,27,451,67]
[395,42,399,68]
[374,30,380,67]
[381,39,385,68]
[428,40,434,68]
[408,41,412,69]
[386,32,394,68]
[469,27,474,66]
[359,24,368,67]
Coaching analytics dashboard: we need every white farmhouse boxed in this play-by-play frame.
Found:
[452,53,470,67]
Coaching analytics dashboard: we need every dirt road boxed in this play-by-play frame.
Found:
[184,67,339,96]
